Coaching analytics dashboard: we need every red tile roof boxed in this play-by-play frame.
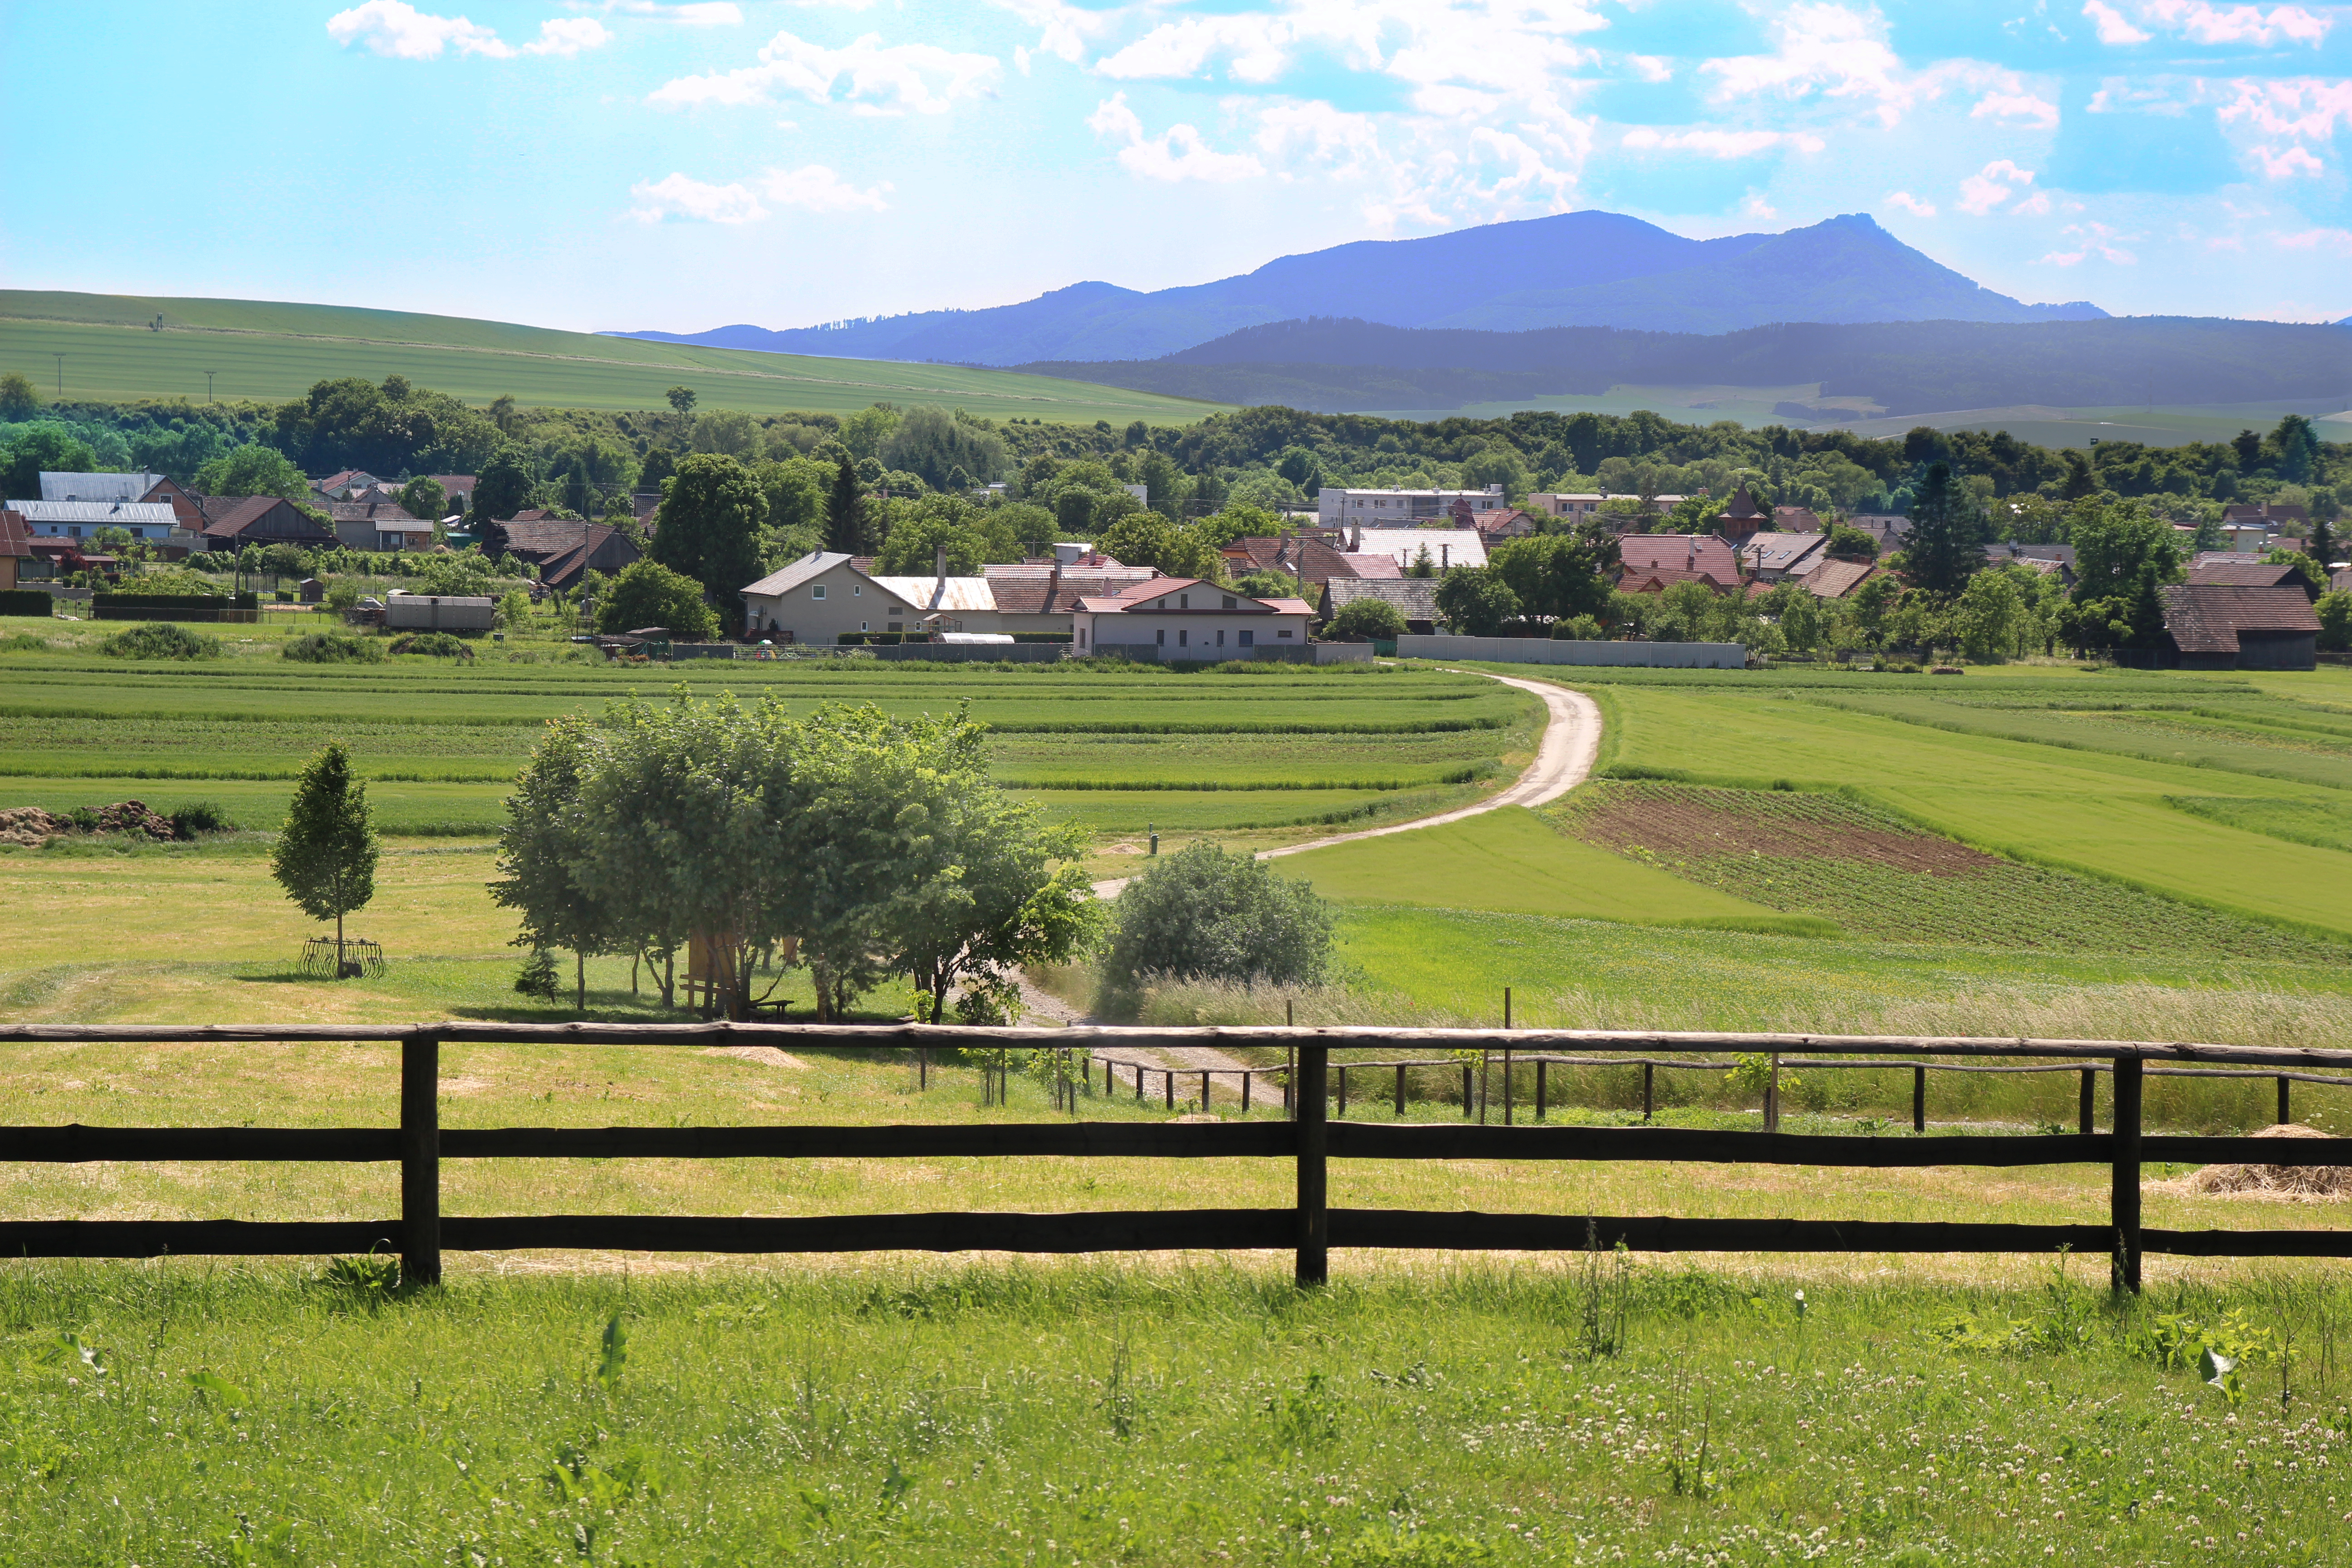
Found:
[0,509,30,559]
[2160,584,2320,655]
[1618,534,1741,584]
[2186,560,2309,591]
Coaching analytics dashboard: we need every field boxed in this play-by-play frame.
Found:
[0,289,1227,422]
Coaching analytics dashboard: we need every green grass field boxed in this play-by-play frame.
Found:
[0,289,1227,422]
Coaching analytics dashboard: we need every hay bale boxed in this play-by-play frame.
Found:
[2177,1123,2352,1200]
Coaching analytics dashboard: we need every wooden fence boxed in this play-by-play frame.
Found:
[4,1024,2351,1292]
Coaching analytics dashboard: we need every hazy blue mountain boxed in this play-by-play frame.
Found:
[614,211,2105,366]
[1011,317,2352,417]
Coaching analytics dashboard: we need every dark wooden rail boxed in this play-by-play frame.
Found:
[1,1024,2348,1291]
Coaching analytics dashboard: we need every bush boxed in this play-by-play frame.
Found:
[514,949,561,1001]
[168,801,237,838]
[99,622,220,660]
[596,558,719,641]
[0,589,54,618]
[1552,614,1605,640]
[1102,841,1333,1002]
[283,632,384,663]
[1328,597,1408,640]
[388,631,475,659]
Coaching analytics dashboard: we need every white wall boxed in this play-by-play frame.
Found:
[1397,635,1745,669]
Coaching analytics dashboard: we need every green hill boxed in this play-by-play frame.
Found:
[0,291,1227,424]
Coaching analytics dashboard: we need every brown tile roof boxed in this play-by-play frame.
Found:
[1773,506,1823,533]
[1802,560,1879,599]
[200,495,295,538]
[328,500,422,524]
[1620,568,1737,595]
[2187,560,2309,591]
[1225,535,1363,584]
[1340,553,1402,579]
[1717,487,1767,523]
[982,566,1156,615]
[1317,578,1441,622]
[0,508,30,559]
[2160,584,2321,655]
[1619,534,1741,584]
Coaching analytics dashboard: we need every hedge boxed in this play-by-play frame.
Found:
[0,590,55,618]
[93,592,258,610]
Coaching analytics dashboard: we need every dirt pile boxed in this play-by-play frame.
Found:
[0,800,181,847]
[2174,1123,2352,1200]
[0,807,66,848]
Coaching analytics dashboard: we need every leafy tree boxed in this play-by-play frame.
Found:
[471,444,534,523]
[2261,548,2326,594]
[1408,544,1436,578]
[2317,590,2352,653]
[0,423,99,499]
[1274,445,1323,495]
[1096,512,1224,580]
[271,742,379,975]
[754,455,828,535]
[1901,461,1988,597]
[825,459,867,554]
[880,406,1007,491]
[650,452,763,625]
[0,372,36,421]
[2275,414,2321,484]
[2071,502,2183,603]
[1433,567,1520,636]
[1234,569,1300,601]
[192,443,310,501]
[665,387,696,415]
[1820,523,1878,561]
[398,475,447,522]
[270,375,496,476]
[638,447,678,494]
[1329,597,1407,640]
[840,404,900,461]
[597,558,719,639]
[492,717,616,1011]
[1459,444,1527,500]
[1487,526,1620,624]
[690,409,760,461]
[1102,841,1332,1003]
[1952,568,2024,662]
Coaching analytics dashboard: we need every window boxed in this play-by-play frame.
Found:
[853,584,861,595]
[1277,629,1294,639]
[812,584,826,599]
[1179,629,1188,647]
[1179,593,1189,608]
[861,621,868,632]
[1221,596,1235,608]
[1078,627,1088,648]
[1156,628,1165,647]
[1216,630,1225,647]
[1238,629,1253,647]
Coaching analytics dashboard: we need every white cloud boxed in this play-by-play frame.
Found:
[1621,127,1824,157]
[1957,158,2035,215]
[2140,1,2330,46]
[991,0,1114,67]
[1886,189,1939,216]
[2081,1,2153,44]
[1740,191,1778,220]
[627,163,890,223]
[1088,93,1265,182]
[1098,15,1296,83]
[2040,221,2139,265]
[2275,226,2352,255]
[2250,142,2328,176]
[1254,99,1386,181]
[2011,190,2053,215]
[326,0,513,59]
[2218,77,2352,141]
[647,30,1000,114]
[1971,90,2059,130]
[1626,55,1673,84]
[611,2,745,23]
[525,18,610,55]
[629,172,767,223]
[1703,3,1926,128]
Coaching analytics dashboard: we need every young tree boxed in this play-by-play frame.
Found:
[892,790,1104,1024]
[272,742,379,976]
[650,452,763,624]
[1820,523,1878,562]
[665,387,697,416]
[399,475,448,523]
[0,372,39,421]
[1902,461,1988,597]
[491,718,617,1011]
[1102,841,1333,1003]
[1952,568,2024,662]
[1488,527,1619,624]
[596,558,719,639]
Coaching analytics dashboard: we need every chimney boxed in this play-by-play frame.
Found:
[934,541,947,607]
[1350,522,1362,551]
[1440,543,1450,571]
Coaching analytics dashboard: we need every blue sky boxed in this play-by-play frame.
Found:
[5,0,2350,333]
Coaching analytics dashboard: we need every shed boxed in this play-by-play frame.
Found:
[2158,585,2319,671]
[384,592,495,632]
[297,578,324,604]
[1318,577,1443,635]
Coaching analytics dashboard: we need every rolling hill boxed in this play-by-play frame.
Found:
[0,291,1224,423]
[617,212,2105,367]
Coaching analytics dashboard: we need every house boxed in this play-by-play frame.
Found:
[1714,488,1770,545]
[1317,485,1504,527]
[1526,493,1608,523]
[2218,522,2277,553]
[199,495,337,552]
[1071,578,1312,657]
[0,509,29,592]
[310,470,381,502]
[740,551,1002,643]
[2187,558,2318,599]
[2224,502,2311,528]
[1773,506,1823,534]
[1344,528,1488,573]
[983,561,1157,636]
[2159,584,2319,670]
[1618,534,1742,593]
[1801,559,1882,600]
[7,499,182,545]
[1317,578,1443,635]
[1221,533,1368,595]
[38,471,169,504]
[426,475,476,515]
[1469,508,1542,541]
[329,500,435,552]
[1985,542,2078,589]
[1848,514,1912,553]
[482,519,641,589]
[1740,531,1828,583]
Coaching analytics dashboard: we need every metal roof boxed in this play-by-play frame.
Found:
[740,551,858,598]
[867,576,998,613]
[8,500,180,526]
[38,471,164,503]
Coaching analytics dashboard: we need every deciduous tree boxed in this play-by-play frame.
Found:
[650,453,763,626]
[272,742,378,975]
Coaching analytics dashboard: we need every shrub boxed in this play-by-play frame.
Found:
[1329,597,1407,640]
[1552,614,1605,640]
[388,631,475,659]
[1102,840,1333,1001]
[283,632,384,663]
[514,949,561,1000]
[596,558,718,641]
[168,801,237,838]
[0,589,54,618]
[99,622,220,660]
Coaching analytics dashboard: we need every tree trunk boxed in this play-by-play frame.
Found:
[631,951,640,995]
[575,950,586,1014]
[335,910,346,979]
[661,948,675,1009]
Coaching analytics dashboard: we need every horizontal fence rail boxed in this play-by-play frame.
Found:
[0,1024,2348,1289]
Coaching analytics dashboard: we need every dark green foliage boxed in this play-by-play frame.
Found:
[471,443,534,523]
[387,631,475,658]
[1329,598,1407,639]
[282,632,384,663]
[0,423,98,499]
[98,622,220,660]
[1103,839,1333,995]
[825,458,867,554]
[596,558,719,640]
[1432,568,1520,636]
[270,742,378,967]
[270,374,497,477]
[878,406,1007,491]
[1820,523,1877,561]
[1901,462,1987,597]
[0,589,56,618]
[167,801,236,837]
[1487,526,1619,624]
[649,454,762,625]
[2062,503,2184,652]
[514,949,562,1001]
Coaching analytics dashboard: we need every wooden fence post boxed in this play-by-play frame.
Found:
[1296,1044,1328,1286]
[2079,1067,2096,1136]
[1395,1063,1406,1118]
[1503,1046,1514,1126]
[2112,1054,2143,1294]
[400,1030,441,1288]
[1535,1058,1546,1121]
[2279,1074,2292,1126]
[1165,1068,1175,1111]
[1242,1070,1252,1114]
[1912,1064,1927,1133]
[1461,1064,1473,1119]
[1642,1060,1653,1122]
[1202,1070,1211,1112]
[1336,1064,1347,1120]
[1764,1051,1781,1133]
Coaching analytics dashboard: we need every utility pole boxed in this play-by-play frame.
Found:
[52,354,64,397]
[204,371,217,403]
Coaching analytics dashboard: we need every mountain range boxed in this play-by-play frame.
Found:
[617,211,2105,367]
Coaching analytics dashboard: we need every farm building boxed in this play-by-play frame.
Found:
[740,552,1004,642]
[983,561,1156,637]
[8,499,182,545]
[200,496,336,552]
[1317,578,1443,635]
[1618,534,1741,594]
[1072,578,1312,657]
[2186,558,2318,598]
[384,593,494,632]
[1801,560,1881,600]
[483,519,639,591]
[328,500,434,552]
[1740,531,1828,583]
[2157,584,2319,671]
[0,509,29,591]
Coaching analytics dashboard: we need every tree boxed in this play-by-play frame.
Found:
[1820,523,1878,562]
[2317,590,2352,653]
[650,452,763,627]
[1488,527,1619,624]
[1329,597,1407,640]
[1102,841,1332,1004]
[1952,568,2024,662]
[1274,445,1323,495]
[0,372,36,421]
[825,459,867,554]
[597,558,719,639]
[873,499,991,576]
[2274,414,2321,484]
[1408,544,1436,578]
[665,387,697,415]
[271,742,379,976]
[191,443,309,502]
[471,444,534,523]
[1433,567,1520,636]
[399,475,447,523]
[1097,512,1223,580]
[492,718,616,1011]
[1901,461,1988,597]
[880,406,1007,492]
[2262,548,2326,594]
[891,785,1104,1024]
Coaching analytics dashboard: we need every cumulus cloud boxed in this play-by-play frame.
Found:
[609,2,745,23]
[327,0,514,58]
[525,18,611,55]
[1702,2,1930,128]
[648,30,1000,114]
[992,0,1115,67]
[2040,221,2139,265]
[1957,158,2035,215]
[628,163,891,223]
[1972,90,2059,130]
[2275,226,2352,255]
[2081,1,2153,44]
[1886,189,1939,217]
[2219,77,2352,141]
[1088,93,1266,182]
[2140,1,2330,46]
[2249,142,2327,176]
[1098,14,1296,83]
[1621,127,1824,157]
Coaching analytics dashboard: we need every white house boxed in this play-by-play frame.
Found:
[1343,528,1489,572]
[7,499,182,543]
[739,551,1004,643]
[1071,578,1313,658]
[1317,485,1504,526]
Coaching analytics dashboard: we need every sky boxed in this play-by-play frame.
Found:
[5,0,2351,333]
